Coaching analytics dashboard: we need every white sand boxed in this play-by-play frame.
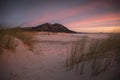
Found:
[0,33,116,80]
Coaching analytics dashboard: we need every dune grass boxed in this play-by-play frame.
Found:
[0,27,33,54]
[66,33,120,76]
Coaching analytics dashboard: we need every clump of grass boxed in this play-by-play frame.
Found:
[0,27,34,54]
[1,35,17,50]
[66,37,87,72]
[88,33,120,76]
[0,29,16,53]
[66,33,120,77]
[13,32,33,46]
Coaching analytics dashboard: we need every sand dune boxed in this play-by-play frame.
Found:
[0,33,117,80]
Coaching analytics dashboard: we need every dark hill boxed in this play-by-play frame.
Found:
[23,23,76,33]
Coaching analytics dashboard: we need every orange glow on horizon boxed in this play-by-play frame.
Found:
[70,26,120,33]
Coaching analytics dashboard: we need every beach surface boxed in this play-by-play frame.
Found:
[0,33,116,80]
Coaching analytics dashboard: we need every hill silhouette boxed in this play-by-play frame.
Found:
[23,23,76,33]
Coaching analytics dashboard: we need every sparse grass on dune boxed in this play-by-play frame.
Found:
[13,31,33,46]
[66,33,120,77]
[66,37,87,71]
[0,27,34,54]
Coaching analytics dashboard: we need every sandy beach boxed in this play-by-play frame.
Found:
[0,33,117,80]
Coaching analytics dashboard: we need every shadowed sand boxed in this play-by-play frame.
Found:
[0,32,118,80]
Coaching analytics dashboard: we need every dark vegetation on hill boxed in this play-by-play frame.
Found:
[23,23,76,33]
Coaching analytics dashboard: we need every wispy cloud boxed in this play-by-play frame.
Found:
[1,0,119,32]
[28,1,113,26]
[65,12,120,28]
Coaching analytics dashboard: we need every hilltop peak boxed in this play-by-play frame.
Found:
[24,23,76,33]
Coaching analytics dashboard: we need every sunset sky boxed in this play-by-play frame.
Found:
[0,0,120,32]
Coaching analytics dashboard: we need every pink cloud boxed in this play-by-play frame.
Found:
[28,1,112,26]
[66,12,120,27]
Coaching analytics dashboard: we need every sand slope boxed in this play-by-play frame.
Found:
[0,33,116,80]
